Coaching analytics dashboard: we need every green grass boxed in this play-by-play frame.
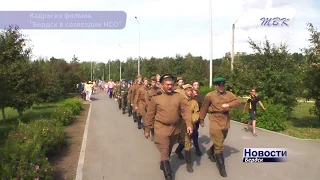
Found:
[281,103,320,139]
[0,101,65,145]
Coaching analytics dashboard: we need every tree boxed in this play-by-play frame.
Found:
[247,37,300,113]
[301,23,320,120]
[0,25,38,117]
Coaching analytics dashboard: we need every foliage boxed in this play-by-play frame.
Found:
[231,101,288,132]
[301,23,320,120]
[61,97,83,116]
[0,97,82,179]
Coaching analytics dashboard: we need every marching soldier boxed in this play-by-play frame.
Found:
[174,84,199,173]
[134,77,149,129]
[175,76,184,94]
[131,75,143,122]
[156,74,162,89]
[145,76,162,141]
[144,74,193,180]
[127,82,133,117]
[191,80,204,156]
[114,83,122,109]
[199,77,241,177]
[121,79,129,114]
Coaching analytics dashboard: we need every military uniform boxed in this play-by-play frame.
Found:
[144,74,193,180]
[127,84,133,117]
[114,84,122,109]
[191,87,205,156]
[199,77,241,177]
[120,80,129,114]
[131,76,143,122]
[146,76,162,141]
[134,77,149,129]
[174,84,199,173]
[174,76,185,95]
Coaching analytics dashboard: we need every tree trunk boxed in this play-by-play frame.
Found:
[1,107,6,123]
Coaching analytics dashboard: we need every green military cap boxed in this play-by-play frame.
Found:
[183,84,193,90]
[160,74,175,83]
[213,77,226,85]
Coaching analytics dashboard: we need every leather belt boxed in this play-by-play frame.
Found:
[209,111,229,114]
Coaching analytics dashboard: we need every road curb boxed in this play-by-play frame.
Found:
[232,120,320,141]
[75,102,92,180]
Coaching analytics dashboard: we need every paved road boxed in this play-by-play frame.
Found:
[79,92,320,180]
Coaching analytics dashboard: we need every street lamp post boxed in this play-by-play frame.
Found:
[231,20,238,72]
[209,0,213,88]
[119,44,122,81]
[90,58,93,81]
[135,16,141,75]
[108,60,110,80]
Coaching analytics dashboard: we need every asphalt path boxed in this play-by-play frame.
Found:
[78,92,320,180]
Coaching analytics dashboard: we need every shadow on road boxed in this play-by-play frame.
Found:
[90,97,99,101]
[223,145,240,159]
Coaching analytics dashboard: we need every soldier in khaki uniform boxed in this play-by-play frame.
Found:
[126,82,133,117]
[145,76,162,141]
[191,80,205,156]
[144,74,193,180]
[134,77,149,129]
[131,75,143,122]
[114,83,122,109]
[199,77,241,177]
[174,84,199,173]
[174,76,184,94]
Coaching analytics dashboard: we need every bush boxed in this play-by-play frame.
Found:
[61,97,82,116]
[230,108,249,123]
[51,97,82,125]
[230,102,288,132]
[16,119,66,155]
[199,86,215,96]
[0,119,65,179]
[51,106,74,126]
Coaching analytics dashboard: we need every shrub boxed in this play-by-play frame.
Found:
[17,119,66,155]
[230,108,249,123]
[0,121,59,179]
[61,97,82,116]
[199,86,215,96]
[51,106,74,125]
[231,102,288,132]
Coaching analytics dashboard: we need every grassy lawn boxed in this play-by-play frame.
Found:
[239,97,319,139]
[281,103,320,139]
[0,101,65,145]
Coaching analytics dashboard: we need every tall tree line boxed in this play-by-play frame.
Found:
[1,23,319,121]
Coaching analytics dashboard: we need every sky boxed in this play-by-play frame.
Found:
[1,0,320,63]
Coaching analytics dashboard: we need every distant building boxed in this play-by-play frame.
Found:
[225,52,247,59]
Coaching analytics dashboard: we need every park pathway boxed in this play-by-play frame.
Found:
[77,92,320,180]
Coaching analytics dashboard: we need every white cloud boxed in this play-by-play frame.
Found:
[1,0,319,62]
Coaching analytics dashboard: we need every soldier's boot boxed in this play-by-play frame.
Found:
[215,153,227,177]
[118,104,121,110]
[175,143,185,160]
[128,109,132,117]
[185,150,193,173]
[207,145,216,162]
[137,116,143,129]
[122,109,125,114]
[132,112,137,122]
[150,128,155,141]
[161,160,173,180]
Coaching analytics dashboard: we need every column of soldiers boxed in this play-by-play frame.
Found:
[110,74,241,180]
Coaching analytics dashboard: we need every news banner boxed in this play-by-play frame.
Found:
[243,148,287,163]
